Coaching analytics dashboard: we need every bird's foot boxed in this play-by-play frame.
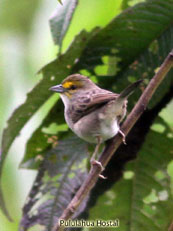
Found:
[90,159,104,171]
[118,129,126,145]
[90,159,106,179]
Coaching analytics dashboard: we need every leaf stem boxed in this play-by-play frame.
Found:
[53,50,173,231]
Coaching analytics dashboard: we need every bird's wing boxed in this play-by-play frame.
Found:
[69,91,118,123]
[68,80,142,124]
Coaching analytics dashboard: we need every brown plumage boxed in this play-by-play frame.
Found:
[50,74,142,177]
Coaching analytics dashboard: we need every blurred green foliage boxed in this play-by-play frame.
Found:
[0,0,173,231]
[0,0,41,34]
[0,0,57,230]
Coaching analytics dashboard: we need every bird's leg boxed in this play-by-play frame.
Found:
[90,137,106,179]
[90,137,102,167]
[118,129,126,145]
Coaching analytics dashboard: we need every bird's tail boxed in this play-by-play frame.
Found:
[102,79,143,121]
[118,79,143,100]
[110,79,143,114]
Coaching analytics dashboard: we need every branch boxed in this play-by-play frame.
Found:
[53,50,173,231]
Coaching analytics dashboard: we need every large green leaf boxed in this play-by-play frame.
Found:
[20,99,67,169]
[49,0,78,50]
[108,25,173,110]
[20,136,88,231]
[0,29,94,168]
[88,115,173,231]
[74,0,173,72]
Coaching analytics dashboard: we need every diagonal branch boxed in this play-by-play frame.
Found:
[53,50,173,231]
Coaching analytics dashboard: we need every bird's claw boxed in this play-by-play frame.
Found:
[99,174,107,179]
[90,159,104,172]
[90,159,106,179]
[118,130,127,145]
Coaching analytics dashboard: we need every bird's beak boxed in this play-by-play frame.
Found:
[49,84,66,93]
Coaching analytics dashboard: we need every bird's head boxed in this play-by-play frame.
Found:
[49,74,97,99]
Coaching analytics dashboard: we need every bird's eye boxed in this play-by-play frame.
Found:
[70,85,77,90]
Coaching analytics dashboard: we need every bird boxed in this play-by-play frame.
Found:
[50,74,142,177]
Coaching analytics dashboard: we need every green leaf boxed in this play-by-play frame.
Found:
[0,29,95,169]
[88,117,173,231]
[50,0,78,50]
[20,100,67,169]
[0,29,97,220]
[73,0,173,112]
[20,136,88,231]
[108,25,173,110]
[75,0,173,72]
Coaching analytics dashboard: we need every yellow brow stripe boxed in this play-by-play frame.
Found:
[63,81,73,88]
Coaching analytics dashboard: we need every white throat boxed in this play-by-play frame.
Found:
[59,94,70,109]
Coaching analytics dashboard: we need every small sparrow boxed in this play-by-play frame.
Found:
[50,74,142,176]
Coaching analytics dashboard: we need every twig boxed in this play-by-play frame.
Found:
[53,50,173,231]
